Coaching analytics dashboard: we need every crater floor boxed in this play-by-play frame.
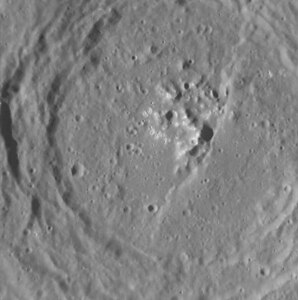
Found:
[1,0,298,299]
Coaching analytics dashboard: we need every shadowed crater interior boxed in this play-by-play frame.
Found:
[200,122,214,142]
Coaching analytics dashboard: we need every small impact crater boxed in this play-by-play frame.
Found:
[147,204,158,213]
[200,122,214,142]
[70,162,85,177]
